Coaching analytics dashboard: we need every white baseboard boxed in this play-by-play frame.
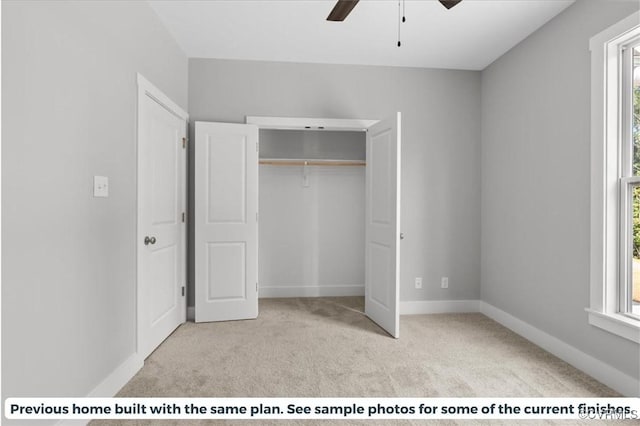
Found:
[56,353,143,426]
[87,352,143,397]
[259,285,364,298]
[400,299,480,315]
[479,301,640,397]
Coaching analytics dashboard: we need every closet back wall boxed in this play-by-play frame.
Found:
[259,130,366,297]
[188,58,482,308]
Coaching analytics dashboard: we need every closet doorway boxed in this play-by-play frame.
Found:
[194,115,401,337]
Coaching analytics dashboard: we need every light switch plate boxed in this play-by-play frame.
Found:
[94,176,109,197]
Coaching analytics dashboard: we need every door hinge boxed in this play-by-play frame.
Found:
[181,286,185,297]
[256,212,258,222]
[182,137,187,149]
[182,212,185,223]
[256,141,259,152]
[256,282,258,292]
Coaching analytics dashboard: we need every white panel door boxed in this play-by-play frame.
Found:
[138,92,187,360]
[365,112,401,338]
[195,122,258,322]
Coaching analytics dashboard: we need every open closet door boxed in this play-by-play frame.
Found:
[365,112,401,338]
[194,122,259,322]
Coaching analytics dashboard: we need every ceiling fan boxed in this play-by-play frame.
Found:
[327,0,462,22]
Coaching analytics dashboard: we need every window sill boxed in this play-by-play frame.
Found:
[586,308,640,344]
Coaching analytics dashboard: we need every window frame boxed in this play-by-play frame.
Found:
[589,11,640,344]
[619,39,640,320]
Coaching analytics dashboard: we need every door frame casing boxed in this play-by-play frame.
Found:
[246,116,377,131]
[245,115,380,298]
[136,73,189,358]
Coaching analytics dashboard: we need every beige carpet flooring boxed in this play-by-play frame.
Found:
[92,297,619,425]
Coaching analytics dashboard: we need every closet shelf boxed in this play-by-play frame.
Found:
[259,158,366,167]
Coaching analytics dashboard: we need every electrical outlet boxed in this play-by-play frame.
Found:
[441,277,449,289]
[415,277,422,289]
[93,176,109,198]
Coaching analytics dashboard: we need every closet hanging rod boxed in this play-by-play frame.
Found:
[259,159,366,167]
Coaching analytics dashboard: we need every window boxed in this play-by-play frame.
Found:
[620,42,640,319]
[589,12,640,343]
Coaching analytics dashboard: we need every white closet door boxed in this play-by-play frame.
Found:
[195,122,259,322]
[365,112,401,338]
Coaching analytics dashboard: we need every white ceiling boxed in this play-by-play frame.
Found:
[149,0,574,71]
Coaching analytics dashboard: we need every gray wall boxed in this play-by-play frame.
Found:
[481,0,640,380]
[259,129,365,161]
[188,59,482,307]
[259,165,365,295]
[1,0,188,416]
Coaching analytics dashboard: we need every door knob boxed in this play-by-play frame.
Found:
[400,233,405,240]
[144,236,156,245]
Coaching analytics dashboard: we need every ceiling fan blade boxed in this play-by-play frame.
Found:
[327,0,360,22]
[439,0,462,9]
